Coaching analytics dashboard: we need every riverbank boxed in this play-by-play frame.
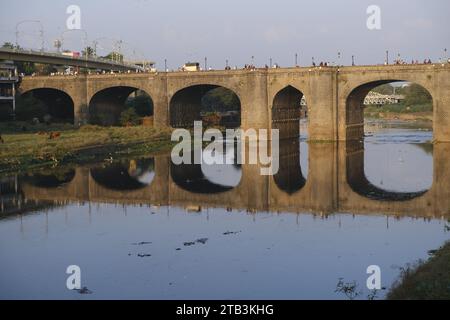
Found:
[0,123,173,174]
[364,103,433,122]
[387,240,450,300]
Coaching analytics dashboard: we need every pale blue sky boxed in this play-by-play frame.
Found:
[0,0,449,69]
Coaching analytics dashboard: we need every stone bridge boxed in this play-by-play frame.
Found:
[18,64,450,141]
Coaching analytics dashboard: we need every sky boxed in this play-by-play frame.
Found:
[0,0,449,69]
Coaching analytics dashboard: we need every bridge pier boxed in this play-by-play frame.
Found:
[240,72,270,132]
[434,69,450,142]
[306,70,338,141]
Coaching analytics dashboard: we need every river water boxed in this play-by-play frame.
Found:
[0,121,449,299]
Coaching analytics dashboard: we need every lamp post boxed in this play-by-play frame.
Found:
[204,57,207,71]
[337,51,341,66]
[226,59,229,69]
[352,55,355,66]
[269,57,272,68]
[295,53,298,66]
[164,59,167,72]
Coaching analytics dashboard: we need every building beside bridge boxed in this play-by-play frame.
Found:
[0,61,19,119]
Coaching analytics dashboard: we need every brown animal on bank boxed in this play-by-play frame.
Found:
[48,132,61,140]
[0,134,4,144]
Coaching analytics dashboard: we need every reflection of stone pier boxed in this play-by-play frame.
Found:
[13,143,450,219]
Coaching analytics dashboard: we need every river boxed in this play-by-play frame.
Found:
[0,120,448,299]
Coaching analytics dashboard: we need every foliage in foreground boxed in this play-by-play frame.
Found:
[387,241,450,300]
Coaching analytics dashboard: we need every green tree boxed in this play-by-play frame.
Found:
[102,51,124,63]
[372,84,394,95]
[403,83,432,106]
[2,42,36,75]
[201,87,240,113]
[119,108,141,126]
[82,46,94,57]
[125,92,153,116]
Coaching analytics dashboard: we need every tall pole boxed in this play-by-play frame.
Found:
[164,59,167,72]
[93,41,98,57]
[226,59,229,68]
[338,51,341,66]
[352,55,355,66]
[386,50,389,65]
[12,82,16,121]
[269,57,272,68]
[295,53,298,66]
[205,57,207,71]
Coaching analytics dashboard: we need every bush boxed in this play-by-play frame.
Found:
[119,108,141,126]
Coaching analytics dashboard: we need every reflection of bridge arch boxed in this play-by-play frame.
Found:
[16,143,450,217]
[345,141,429,201]
[90,159,155,191]
[338,143,450,217]
[269,142,336,213]
[89,86,153,126]
[273,138,307,194]
[21,169,76,189]
[170,162,238,194]
[19,88,74,122]
[169,84,241,128]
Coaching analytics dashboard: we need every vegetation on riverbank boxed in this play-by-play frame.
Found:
[364,102,433,121]
[366,82,433,121]
[387,240,450,300]
[0,122,173,174]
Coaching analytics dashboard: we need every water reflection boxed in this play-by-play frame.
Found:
[22,169,76,188]
[274,138,306,194]
[91,159,155,191]
[171,142,242,194]
[1,128,448,218]
[1,125,450,300]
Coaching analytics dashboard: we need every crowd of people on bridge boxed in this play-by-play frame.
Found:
[24,55,450,78]
[392,58,433,65]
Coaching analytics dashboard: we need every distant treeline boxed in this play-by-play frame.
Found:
[372,83,432,107]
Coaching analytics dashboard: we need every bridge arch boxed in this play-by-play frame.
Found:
[344,77,434,141]
[18,88,74,123]
[89,86,154,126]
[169,84,241,128]
[271,85,308,139]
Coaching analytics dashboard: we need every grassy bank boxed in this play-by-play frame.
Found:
[364,103,433,122]
[0,122,173,174]
[387,240,450,300]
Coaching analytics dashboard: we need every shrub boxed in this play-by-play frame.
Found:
[119,108,141,126]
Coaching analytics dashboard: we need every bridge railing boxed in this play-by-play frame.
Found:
[0,47,143,70]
